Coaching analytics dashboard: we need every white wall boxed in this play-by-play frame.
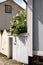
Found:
[12,35,28,64]
[1,30,8,56]
[27,0,33,56]
[0,30,12,58]
[0,30,29,64]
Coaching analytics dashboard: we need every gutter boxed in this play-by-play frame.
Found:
[23,0,27,4]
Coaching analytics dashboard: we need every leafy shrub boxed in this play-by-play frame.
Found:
[10,10,27,34]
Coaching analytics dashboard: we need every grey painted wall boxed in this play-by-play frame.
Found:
[33,0,43,51]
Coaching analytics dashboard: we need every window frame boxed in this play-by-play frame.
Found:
[5,5,12,13]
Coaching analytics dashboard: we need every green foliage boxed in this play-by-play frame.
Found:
[10,10,27,34]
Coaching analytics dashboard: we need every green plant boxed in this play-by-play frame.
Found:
[10,10,27,34]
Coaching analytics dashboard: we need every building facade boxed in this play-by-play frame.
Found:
[0,0,23,30]
[27,0,43,56]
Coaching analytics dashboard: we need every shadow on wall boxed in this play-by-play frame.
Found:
[33,0,39,51]
[27,0,43,51]
[33,0,43,51]
[18,36,27,45]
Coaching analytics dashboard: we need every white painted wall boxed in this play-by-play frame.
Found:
[12,35,28,64]
[27,0,33,56]
[1,30,8,56]
[0,30,29,64]
[0,30,12,58]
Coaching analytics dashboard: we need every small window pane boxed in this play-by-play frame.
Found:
[5,5,12,13]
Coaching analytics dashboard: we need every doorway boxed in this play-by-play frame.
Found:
[9,38,12,58]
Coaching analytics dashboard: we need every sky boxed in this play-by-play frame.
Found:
[0,0,26,9]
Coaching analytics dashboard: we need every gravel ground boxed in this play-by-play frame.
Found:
[0,53,23,65]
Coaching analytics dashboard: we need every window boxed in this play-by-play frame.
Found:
[5,5,12,13]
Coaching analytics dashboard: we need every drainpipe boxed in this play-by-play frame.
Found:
[23,0,27,4]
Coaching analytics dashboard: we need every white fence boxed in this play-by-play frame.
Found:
[0,30,12,58]
[0,30,29,64]
[1,30,8,56]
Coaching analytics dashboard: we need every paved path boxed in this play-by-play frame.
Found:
[0,53,23,65]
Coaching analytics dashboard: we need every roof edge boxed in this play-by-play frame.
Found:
[0,0,24,10]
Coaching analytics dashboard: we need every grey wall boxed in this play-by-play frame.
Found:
[33,0,43,51]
